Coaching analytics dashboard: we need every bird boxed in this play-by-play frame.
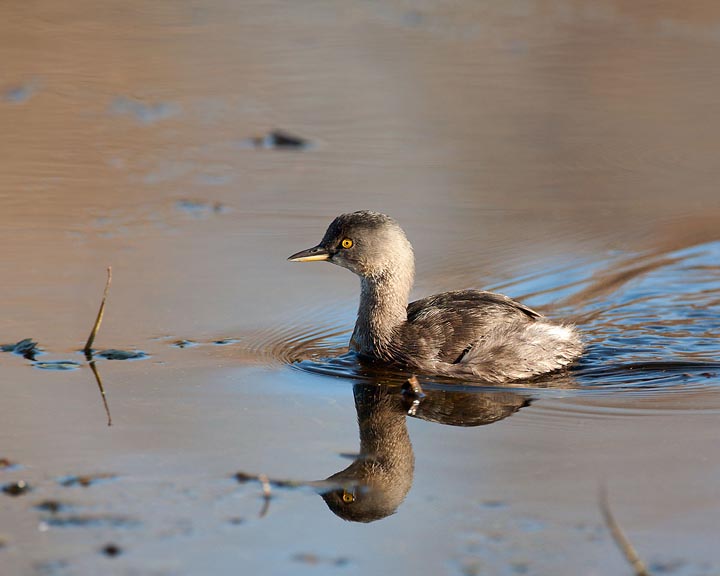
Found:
[288,211,582,383]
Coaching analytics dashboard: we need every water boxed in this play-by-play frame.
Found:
[1,2,720,575]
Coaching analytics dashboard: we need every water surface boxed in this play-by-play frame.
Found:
[1,2,720,575]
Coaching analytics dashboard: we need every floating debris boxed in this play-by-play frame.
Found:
[96,349,148,361]
[2,480,31,496]
[293,553,320,565]
[34,560,70,574]
[0,458,14,469]
[1,338,41,360]
[213,338,239,346]
[234,472,255,484]
[234,471,302,519]
[172,339,199,349]
[33,360,81,371]
[43,514,138,528]
[481,500,508,509]
[227,517,245,525]
[258,473,272,518]
[292,553,350,567]
[234,471,303,489]
[110,96,180,124]
[234,471,342,492]
[35,500,70,514]
[101,543,122,557]
[58,473,117,487]
[240,129,311,150]
[175,199,227,216]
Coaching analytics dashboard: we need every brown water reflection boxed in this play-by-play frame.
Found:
[321,383,530,523]
[2,1,720,575]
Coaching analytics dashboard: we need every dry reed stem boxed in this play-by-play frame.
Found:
[599,485,651,576]
[84,267,112,357]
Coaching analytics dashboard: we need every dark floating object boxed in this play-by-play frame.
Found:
[172,339,199,349]
[481,500,508,509]
[96,349,148,361]
[242,129,311,150]
[1,338,41,360]
[101,543,122,557]
[58,473,117,487]
[43,514,138,528]
[33,360,81,371]
[212,338,239,346]
[227,516,245,526]
[234,472,254,484]
[0,457,13,469]
[35,500,68,514]
[2,480,31,496]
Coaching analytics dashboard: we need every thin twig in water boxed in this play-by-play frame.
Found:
[599,485,651,576]
[233,470,365,519]
[88,360,112,427]
[84,267,113,426]
[84,267,112,358]
[258,473,272,518]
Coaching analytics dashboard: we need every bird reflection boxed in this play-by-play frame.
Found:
[319,381,531,522]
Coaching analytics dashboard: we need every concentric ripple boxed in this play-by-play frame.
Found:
[278,240,720,416]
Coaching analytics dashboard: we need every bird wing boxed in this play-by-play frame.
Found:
[403,290,543,364]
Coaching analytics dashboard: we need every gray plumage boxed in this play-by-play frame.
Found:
[288,211,583,383]
[321,384,413,522]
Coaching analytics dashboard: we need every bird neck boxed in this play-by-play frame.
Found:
[352,266,413,355]
[322,384,415,521]
[355,385,413,465]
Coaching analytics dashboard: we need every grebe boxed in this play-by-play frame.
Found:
[288,211,582,382]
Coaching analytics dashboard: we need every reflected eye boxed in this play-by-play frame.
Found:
[342,490,355,503]
[341,238,353,249]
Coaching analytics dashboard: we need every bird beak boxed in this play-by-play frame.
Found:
[287,245,330,262]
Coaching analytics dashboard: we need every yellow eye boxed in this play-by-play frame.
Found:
[341,238,353,249]
[342,490,355,503]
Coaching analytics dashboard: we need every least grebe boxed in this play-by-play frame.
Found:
[288,211,582,382]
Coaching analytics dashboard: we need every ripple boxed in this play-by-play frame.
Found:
[245,241,720,416]
[284,331,720,417]
[285,339,720,417]
[174,306,354,366]
[237,323,350,365]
